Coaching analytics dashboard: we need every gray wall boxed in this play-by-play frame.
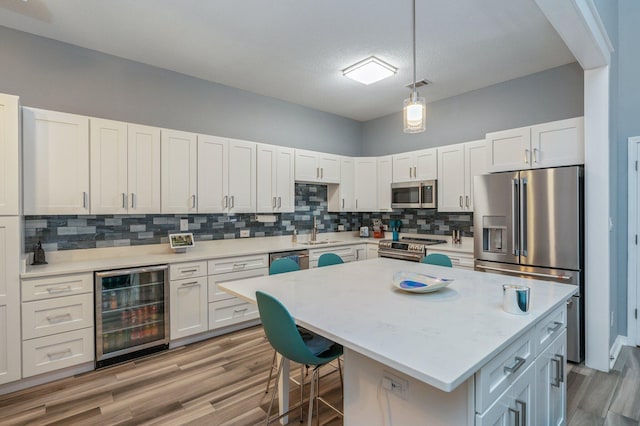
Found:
[0,25,362,156]
[361,63,584,156]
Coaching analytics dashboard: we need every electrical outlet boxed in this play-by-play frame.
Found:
[180,219,189,231]
[240,229,250,238]
[338,224,345,231]
[382,371,409,400]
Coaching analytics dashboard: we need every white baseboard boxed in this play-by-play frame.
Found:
[609,335,630,369]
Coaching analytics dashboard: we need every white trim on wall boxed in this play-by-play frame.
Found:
[627,136,640,347]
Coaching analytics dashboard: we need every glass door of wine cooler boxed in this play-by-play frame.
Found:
[95,265,169,367]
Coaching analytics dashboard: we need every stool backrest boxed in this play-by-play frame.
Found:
[318,253,344,267]
[421,253,453,267]
[269,258,300,275]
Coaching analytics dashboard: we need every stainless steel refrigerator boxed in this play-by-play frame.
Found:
[473,166,584,363]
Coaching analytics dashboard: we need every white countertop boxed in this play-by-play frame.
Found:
[219,257,577,392]
[22,232,472,279]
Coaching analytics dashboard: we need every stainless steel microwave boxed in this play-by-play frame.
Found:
[391,180,437,209]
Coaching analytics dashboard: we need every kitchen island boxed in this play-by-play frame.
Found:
[220,257,577,425]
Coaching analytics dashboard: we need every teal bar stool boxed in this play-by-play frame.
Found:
[269,257,300,275]
[257,291,343,425]
[421,253,453,267]
[318,253,344,267]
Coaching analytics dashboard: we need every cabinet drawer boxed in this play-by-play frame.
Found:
[22,327,94,378]
[475,327,535,413]
[22,293,94,340]
[208,298,259,330]
[208,268,268,302]
[22,273,93,302]
[535,303,567,355]
[207,254,268,275]
[170,261,207,280]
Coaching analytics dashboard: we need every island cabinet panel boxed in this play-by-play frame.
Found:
[169,276,208,339]
[475,327,535,413]
[535,330,567,426]
[0,217,20,385]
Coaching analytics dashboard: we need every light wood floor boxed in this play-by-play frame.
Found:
[2,325,640,426]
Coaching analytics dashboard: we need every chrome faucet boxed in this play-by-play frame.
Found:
[311,217,318,242]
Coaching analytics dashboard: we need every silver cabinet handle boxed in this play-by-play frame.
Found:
[82,192,88,208]
[131,193,136,208]
[234,308,248,314]
[277,196,281,208]
[547,321,563,333]
[508,407,521,426]
[533,148,539,163]
[316,167,319,178]
[459,195,463,208]
[180,268,198,273]
[409,167,412,178]
[465,195,470,208]
[233,263,246,269]
[122,193,127,209]
[46,313,72,323]
[342,198,344,208]
[47,285,72,294]
[180,281,200,287]
[504,356,526,374]
[272,197,276,208]
[516,400,527,426]
[524,149,530,164]
[223,195,228,208]
[47,348,72,360]
[551,354,565,388]
[192,194,196,209]
[230,196,234,208]
[413,166,416,178]
[356,199,358,209]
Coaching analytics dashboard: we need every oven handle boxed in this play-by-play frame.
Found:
[378,250,423,262]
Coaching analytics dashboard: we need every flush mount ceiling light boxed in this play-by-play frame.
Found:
[342,56,397,85]
[403,0,426,133]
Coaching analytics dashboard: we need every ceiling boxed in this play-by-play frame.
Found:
[0,0,576,122]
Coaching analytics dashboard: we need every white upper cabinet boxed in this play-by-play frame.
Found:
[90,119,161,215]
[295,149,340,184]
[161,129,198,213]
[354,157,377,211]
[257,144,294,213]
[127,124,161,214]
[0,94,19,216]
[392,147,437,182]
[23,108,90,215]
[377,155,393,211]
[198,136,256,214]
[437,140,487,212]
[487,117,584,172]
[328,157,354,212]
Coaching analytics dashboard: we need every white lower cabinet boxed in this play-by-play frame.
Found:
[0,217,20,385]
[366,244,379,259]
[536,330,567,426]
[207,255,268,330]
[20,272,94,378]
[426,248,474,270]
[170,276,208,339]
[309,245,356,268]
[476,362,535,426]
[354,244,367,261]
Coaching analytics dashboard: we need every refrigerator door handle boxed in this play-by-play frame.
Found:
[512,178,520,256]
[520,178,528,257]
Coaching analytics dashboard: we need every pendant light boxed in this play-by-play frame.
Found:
[403,0,426,133]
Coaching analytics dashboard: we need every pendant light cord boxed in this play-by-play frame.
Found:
[412,0,417,97]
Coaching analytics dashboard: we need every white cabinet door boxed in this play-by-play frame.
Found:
[377,155,393,211]
[228,139,256,213]
[275,147,295,212]
[476,363,535,426]
[0,217,20,385]
[295,149,319,182]
[256,143,276,213]
[319,153,340,183]
[366,244,379,259]
[486,126,531,173]
[531,117,584,169]
[161,129,197,213]
[415,148,437,180]
[340,157,355,211]
[464,140,487,212]
[0,94,19,215]
[354,157,377,211]
[90,118,128,214]
[23,108,90,215]
[354,244,367,261]
[170,276,208,339]
[392,153,414,182]
[198,135,228,213]
[536,330,567,426]
[437,144,465,212]
[128,124,161,214]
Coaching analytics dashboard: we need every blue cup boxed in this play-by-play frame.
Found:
[392,230,399,241]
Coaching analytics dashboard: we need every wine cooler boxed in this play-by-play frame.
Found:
[95,265,169,368]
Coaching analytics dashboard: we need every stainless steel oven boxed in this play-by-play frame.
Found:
[378,237,446,261]
[391,180,437,209]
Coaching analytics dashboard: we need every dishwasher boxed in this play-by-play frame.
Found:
[269,249,310,270]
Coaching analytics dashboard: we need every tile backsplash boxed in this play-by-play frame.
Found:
[24,184,473,251]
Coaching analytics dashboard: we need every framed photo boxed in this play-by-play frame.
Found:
[169,232,195,249]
